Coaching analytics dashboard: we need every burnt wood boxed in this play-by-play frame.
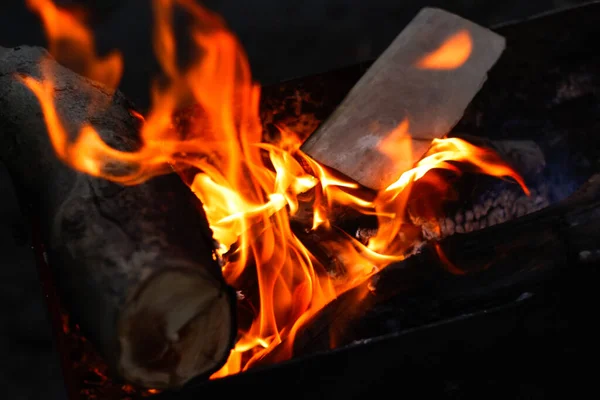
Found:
[157,264,600,400]
[282,173,600,357]
[291,136,546,237]
[0,46,236,389]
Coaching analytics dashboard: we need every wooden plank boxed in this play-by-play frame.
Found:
[301,8,505,190]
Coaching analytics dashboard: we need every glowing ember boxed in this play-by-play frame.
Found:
[23,0,527,379]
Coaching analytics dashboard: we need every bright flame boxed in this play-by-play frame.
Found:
[416,29,473,70]
[22,0,528,379]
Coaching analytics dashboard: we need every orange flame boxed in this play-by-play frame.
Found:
[22,0,528,379]
[26,0,123,90]
[416,29,472,70]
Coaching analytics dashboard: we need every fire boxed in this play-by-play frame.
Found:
[26,0,123,91]
[23,0,527,379]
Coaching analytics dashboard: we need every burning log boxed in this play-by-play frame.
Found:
[410,135,549,239]
[422,184,550,238]
[283,172,600,357]
[294,136,547,239]
[301,8,506,190]
[0,46,237,389]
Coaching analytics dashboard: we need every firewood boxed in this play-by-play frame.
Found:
[423,184,550,238]
[301,8,506,190]
[411,136,549,239]
[293,137,547,234]
[261,173,600,360]
[0,46,236,389]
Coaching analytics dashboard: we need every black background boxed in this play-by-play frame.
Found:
[0,0,591,110]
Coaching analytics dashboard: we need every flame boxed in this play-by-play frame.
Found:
[23,0,528,379]
[26,0,123,90]
[434,243,466,275]
[416,29,472,70]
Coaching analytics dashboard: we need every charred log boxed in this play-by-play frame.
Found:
[264,173,600,360]
[293,137,549,247]
[426,184,550,238]
[0,46,236,389]
[410,136,550,240]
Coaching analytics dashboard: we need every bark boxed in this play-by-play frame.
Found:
[0,46,236,389]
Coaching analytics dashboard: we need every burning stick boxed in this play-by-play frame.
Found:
[301,8,506,190]
[0,46,237,389]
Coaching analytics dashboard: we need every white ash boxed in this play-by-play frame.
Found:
[422,185,550,240]
[355,184,551,244]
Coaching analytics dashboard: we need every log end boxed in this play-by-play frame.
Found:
[117,267,236,388]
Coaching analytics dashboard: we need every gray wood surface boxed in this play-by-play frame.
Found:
[301,8,505,190]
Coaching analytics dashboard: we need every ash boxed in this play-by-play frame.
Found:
[424,184,550,240]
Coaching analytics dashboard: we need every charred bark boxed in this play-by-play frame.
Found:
[0,46,236,389]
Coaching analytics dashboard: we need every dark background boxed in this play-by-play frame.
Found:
[0,1,593,399]
[0,0,590,110]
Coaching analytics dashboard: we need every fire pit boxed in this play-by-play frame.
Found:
[2,1,600,399]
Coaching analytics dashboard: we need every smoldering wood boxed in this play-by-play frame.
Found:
[414,183,551,239]
[411,135,549,239]
[254,173,600,361]
[0,46,236,389]
[301,7,506,190]
[292,137,547,239]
